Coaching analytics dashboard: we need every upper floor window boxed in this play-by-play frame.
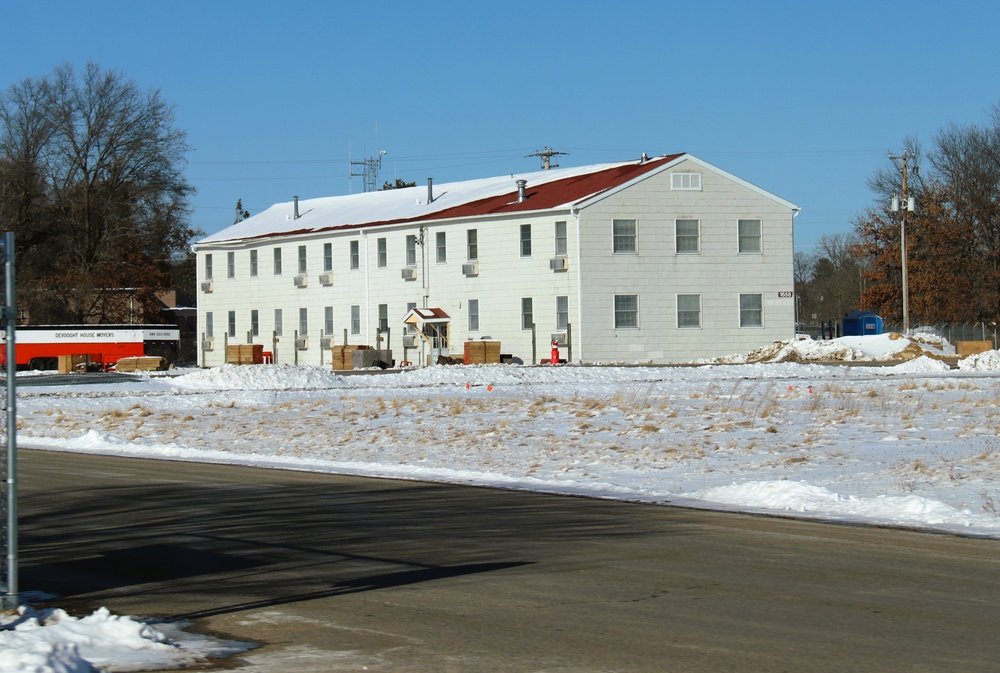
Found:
[738,219,762,253]
[323,243,333,272]
[467,229,478,261]
[377,238,387,268]
[676,219,700,254]
[249,250,258,277]
[405,235,417,266]
[350,240,360,270]
[436,231,447,263]
[520,224,532,257]
[227,251,235,278]
[554,221,568,256]
[272,247,282,275]
[204,254,213,280]
[297,245,307,274]
[612,219,637,254]
[671,172,702,190]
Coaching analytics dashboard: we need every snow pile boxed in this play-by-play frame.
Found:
[0,606,173,673]
[958,349,1000,371]
[0,604,252,673]
[168,364,345,390]
[718,333,955,364]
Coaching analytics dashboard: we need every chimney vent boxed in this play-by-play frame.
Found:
[427,178,434,204]
[293,195,300,219]
[516,179,527,202]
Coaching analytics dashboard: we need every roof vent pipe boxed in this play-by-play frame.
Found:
[293,195,299,219]
[427,178,433,204]
[517,179,527,202]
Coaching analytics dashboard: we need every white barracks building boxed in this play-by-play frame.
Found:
[193,153,799,367]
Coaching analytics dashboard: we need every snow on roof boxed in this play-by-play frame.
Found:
[196,154,685,247]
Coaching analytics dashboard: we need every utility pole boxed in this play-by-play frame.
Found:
[889,150,917,335]
[526,147,567,170]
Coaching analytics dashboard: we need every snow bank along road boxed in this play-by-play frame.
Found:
[21,450,1000,673]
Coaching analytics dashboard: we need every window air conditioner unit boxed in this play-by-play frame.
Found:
[550,332,567,346]
[402,334,417,348]
[200,281,214,293]
[320,337,332,349]
[462,262,479,276]
[293,274,308,288]
[295,337,308,350]
[401,267,416,281]
[549,257,568,271]
[201,338,214,351]
[319,272,334,286]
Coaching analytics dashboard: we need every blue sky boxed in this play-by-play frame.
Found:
[3,1,999,253]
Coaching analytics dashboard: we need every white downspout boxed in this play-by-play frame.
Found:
[363,230,370,345]
[572,206,583,363]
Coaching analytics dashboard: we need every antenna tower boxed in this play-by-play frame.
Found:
[527,147,568,170]
[350,125,387,193]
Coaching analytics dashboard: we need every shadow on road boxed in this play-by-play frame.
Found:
[20,452,694,620]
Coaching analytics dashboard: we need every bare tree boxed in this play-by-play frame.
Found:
[0,63,196,323]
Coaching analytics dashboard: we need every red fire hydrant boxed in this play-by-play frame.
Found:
[550,339,560,365]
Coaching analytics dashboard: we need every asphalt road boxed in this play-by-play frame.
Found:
[17,449,1000,672]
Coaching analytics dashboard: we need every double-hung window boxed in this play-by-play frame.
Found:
[323,243,333,272]
[467,229,478,260]
[676,219,700,254]
[205,312,214,338]
[227,252,235,278]
[350,305,361,335]
[554,221,568,256]
[274,309,283,337]
[556,295,569,331]
[521,298,533,330]
[250,309,259,337]
[613,219,637,254]
[614,294,638,329]
[740,293,763,327]
[273,247,282,275]
[677,294,702,328]
[405,235,417,266]
[378,304,389,332]
[377,238,387,268]
[298,308,308,336]
[205,254,213,280]
[738,219,762,253]
[436,232,447,263]
[324,306,334,335]
[249,250,258,277]
[350,240,360,270]
[297,245,307,274]
[227,311,237,338]
[468,299,480,332]
[520,224,532,257]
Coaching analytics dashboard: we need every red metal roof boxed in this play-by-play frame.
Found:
[311,154,684,235]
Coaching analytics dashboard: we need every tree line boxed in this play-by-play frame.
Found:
[0,63,197,324]
[796,105,1000,332]
[852,105,1000,326]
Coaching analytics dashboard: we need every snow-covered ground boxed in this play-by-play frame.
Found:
[5,333,1000,672]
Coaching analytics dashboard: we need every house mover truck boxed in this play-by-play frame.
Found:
[0,325,180,370]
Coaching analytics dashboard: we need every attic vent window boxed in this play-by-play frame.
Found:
[672,173,702,191]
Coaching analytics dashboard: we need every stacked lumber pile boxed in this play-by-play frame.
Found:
[464,340,501,365]
[114,356,167,372]
[226,344,264,365]
[330,345,368,370]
